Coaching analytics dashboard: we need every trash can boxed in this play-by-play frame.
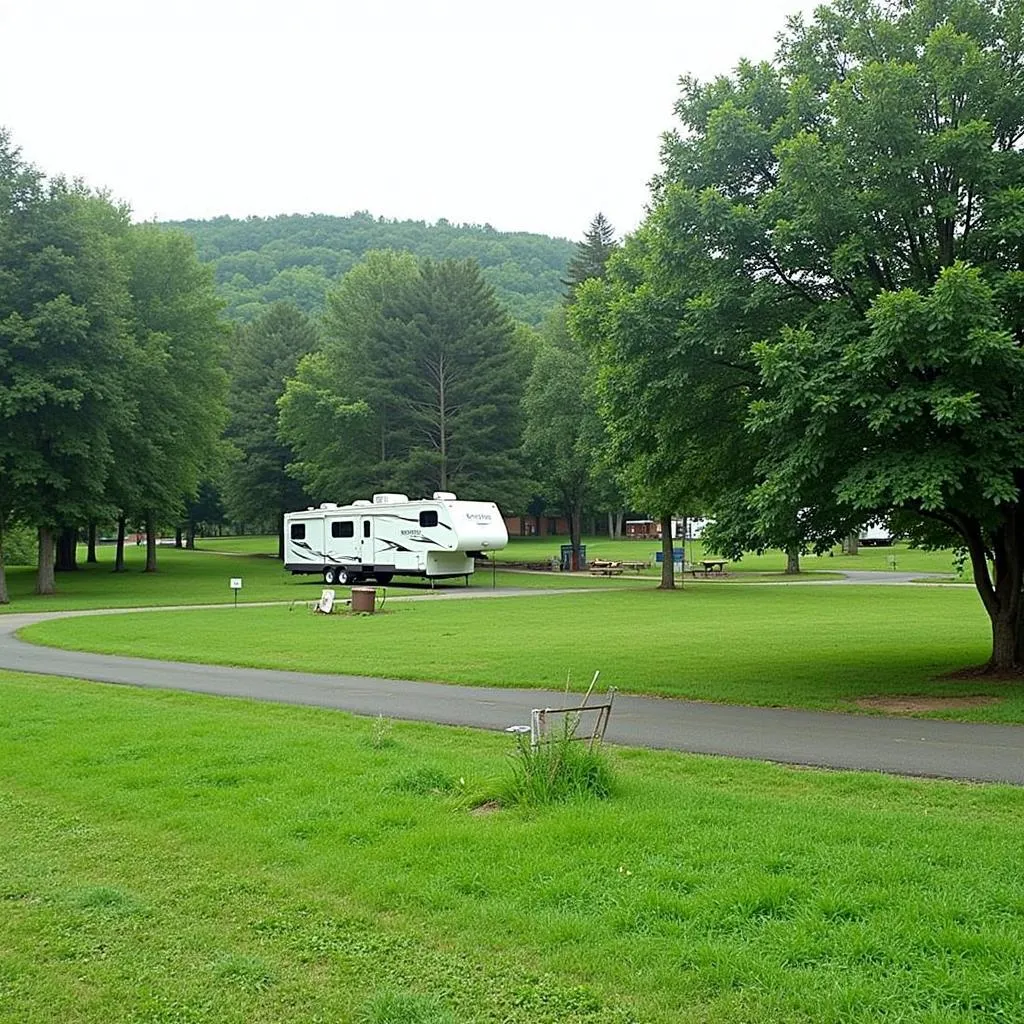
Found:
[559,545,586,571]
[351,587,376,613]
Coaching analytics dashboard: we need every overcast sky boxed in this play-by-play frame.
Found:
[1,0,812,241]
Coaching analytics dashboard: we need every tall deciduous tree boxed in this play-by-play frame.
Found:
[117,225,228,572]
[608,0,1024,669]
[522,322,605,569]
[0,143,134,595]
[224,303,318,558]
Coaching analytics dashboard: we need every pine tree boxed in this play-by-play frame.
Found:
[563,213,617,302]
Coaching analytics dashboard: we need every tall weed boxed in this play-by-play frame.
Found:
[503,723,615,807]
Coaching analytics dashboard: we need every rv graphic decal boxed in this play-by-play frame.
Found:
[375,513,453,532]
[292,540,326,561]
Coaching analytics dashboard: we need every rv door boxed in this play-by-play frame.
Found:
[360,515,373,567]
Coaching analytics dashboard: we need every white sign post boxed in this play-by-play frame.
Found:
[230,577,242,607]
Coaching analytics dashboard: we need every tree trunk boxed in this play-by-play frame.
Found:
[114,516,126,572]
[615,510,624,539]
[56,526,78,572]
[186,518,196,550]
[175,526,183,549]
[607,512,614,538]
[569,504,583,571]
[659,512,676,590]
[991,613,1019,671]
[277,514,285,561]
[785,544,801,575]
[962,518,1024,672]
[36,526,56,595]
[843,532,860,555]
[144,510,157,573]
[87,522,98,563]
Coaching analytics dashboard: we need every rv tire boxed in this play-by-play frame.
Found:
[336,569,351,585]
[324,567,337,585]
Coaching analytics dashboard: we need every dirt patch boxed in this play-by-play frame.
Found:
[469,800,502,817]
[855,695,1002,713]
[941,664,1024,682]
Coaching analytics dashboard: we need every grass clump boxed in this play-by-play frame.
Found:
[391,765,461,796]
[503,726,616,807]
[357,989,455,1024]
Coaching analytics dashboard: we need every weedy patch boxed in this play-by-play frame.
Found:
[503,724,616,807]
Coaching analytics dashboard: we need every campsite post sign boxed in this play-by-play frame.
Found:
[230,577,242,607]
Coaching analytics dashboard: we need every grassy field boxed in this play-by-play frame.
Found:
[0,545,624,615]
[196,533,968,576]
[24,584,1019,722]
[496,536,965,575]
[3,671,1024,1023]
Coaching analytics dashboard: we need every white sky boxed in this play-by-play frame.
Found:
[1,0,812,241]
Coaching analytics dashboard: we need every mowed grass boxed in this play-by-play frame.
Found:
[23,584,1021,721]
[194,533,968,576]
[3,671,1024,1023]
[0,545,621,615]
[493,535,967,574]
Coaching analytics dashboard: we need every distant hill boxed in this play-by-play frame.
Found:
[164,212,575,326]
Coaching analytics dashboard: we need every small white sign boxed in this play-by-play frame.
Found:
[229,578,243,590]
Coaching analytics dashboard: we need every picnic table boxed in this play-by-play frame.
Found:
[699,559,728,576]
[589,559,624,576]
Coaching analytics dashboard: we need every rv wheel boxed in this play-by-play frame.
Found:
[374,573,394,584]
[336,569,351,585]
[324,567,337,585]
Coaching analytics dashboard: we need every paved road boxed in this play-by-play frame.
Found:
[1,592,1021,785]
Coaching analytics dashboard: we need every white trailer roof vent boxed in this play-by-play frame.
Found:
[372,493,409,504]
[433,491,457,501]
[352,499,373,506]
[319,502,339,509]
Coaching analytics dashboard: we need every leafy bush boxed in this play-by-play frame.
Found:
[1,524,35,566]
[503,724,615,807]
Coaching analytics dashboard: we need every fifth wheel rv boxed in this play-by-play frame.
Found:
[283,492,508,585]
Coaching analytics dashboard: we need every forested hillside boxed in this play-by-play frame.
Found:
[165,213,575,325]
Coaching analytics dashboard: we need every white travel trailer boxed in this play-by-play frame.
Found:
[283,492,508,585]
[858,522,894,546]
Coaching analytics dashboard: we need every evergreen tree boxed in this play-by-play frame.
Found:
[280,255,525,508]
[564,213,617,302]
[224,303,319,558]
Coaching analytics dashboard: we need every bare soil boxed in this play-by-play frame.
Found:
[855,695,1002,713]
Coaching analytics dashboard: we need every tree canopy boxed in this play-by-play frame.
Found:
[579,0,1024,669]
[279,252,527,509]
[0,130,228,595]
[165,213,575,327]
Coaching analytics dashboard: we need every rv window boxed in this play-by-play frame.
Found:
[419,510,438,527]
[290,523,305,540]
[331,521,354,538]
[363,520,371,538]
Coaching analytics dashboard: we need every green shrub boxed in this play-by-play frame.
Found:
[1,524,36,567]
[503,724,615,807]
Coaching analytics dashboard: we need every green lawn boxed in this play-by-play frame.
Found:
[189,533,968,577]
[497,535,966,576]
[3,671,1023,1023]
[0,545,623,615]
[23,584,1019,722]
